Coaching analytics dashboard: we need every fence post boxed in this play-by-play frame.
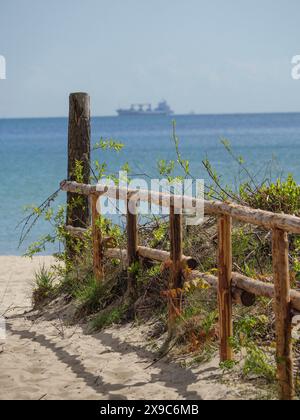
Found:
[66,92,91,231]
[272,228,294,400]
[127,194,139,297]
[218,214,233,362]
[169,205,183,334]
[92,194,103,283]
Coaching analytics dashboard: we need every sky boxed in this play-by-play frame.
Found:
[0,0,300,118]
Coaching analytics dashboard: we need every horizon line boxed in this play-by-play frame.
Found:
[1,110,300,121]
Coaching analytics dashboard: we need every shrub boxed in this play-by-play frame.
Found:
[32,265,57,307]
[240,174,300,215]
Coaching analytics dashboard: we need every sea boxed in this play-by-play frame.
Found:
[1,113,300,256]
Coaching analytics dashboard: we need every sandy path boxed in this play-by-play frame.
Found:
[0,257,255,400]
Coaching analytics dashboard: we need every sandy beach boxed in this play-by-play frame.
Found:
[0,256,259,400]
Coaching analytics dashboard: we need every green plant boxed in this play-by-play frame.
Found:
[136,264,161,287]
[32,265,57,306]
[230,315,276,382]
[241,174,300,215]
[91,305,128,331]
[202,310,218,336]
[243,343,276,381]
[156,121,191,183]
[74,276,105,314]
[128,261,142,277]
[25,206,67,258]
[151,223,169,247]
[220,360,238,372]
[204,139,300,217]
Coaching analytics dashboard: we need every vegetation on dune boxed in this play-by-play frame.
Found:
[32,265,58,307]
[26,123,300,399]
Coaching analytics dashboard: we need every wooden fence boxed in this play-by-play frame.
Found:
[61,179,300,401]
[62,92,300,400]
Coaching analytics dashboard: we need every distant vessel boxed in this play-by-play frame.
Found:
[117,100,174,116]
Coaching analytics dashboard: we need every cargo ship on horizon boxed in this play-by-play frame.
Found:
[117,100,174,116]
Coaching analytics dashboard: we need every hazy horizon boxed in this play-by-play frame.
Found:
[1,0,300,118]
[2,110,300,121]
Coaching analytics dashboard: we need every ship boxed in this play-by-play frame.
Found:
[117,100,174,116]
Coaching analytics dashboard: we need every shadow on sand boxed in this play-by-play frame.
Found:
[6,318,225,400]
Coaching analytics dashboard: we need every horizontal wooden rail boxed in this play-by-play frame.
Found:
[187,271,300,313]
[106,247,257,308]
[65,225,87,238]
[138,246,198,269]
[66,226,198,269]
[60,180,300,234]
[105,247,300,312]
[102,246,197,270]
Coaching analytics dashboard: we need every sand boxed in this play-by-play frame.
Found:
[0,256,259,400]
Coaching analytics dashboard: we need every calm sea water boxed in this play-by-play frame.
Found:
[1,113,300,255]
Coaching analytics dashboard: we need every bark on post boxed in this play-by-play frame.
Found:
[218,215,233,362]
[272,228,294,400]
[92,194,103,283]
[127,194,139,297]
[66,93,91,229]
[169,205,183,334]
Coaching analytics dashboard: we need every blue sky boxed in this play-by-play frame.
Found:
[0,0,300,117]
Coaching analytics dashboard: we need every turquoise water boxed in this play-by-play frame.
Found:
[1,113,300,255]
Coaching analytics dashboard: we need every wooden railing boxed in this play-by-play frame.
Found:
[61,179,300,400]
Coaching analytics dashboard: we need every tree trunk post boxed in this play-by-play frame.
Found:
[66,92,91,229]
[169,205,183,334]
[272,228,294,400]
[218,214,233,362]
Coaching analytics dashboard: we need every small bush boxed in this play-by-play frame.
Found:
[243,343,276,382]
[241,174,300,215]
[32,265,57,307]
[231,315,276,382]
[74,276,106,315]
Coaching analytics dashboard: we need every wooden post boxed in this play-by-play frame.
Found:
[127,195,139,297]
[92,194,103,283]
[169,205,183,333]
[66,93,91,229]
[218,215,233,362]
[272,228,294,400]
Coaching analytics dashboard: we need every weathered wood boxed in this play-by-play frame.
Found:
[66,95,91,229]
[272,229,294,400]
[184,270,256,308]
[61,181,300,234]
[218,215,233,362]
[169,206,184,332]
[103,248,300,310]
[92,195,103,283]
[67,232,196,269]
[127,196,139,296]
[106,248,128,263]
[61,180,97,196]
[66,225,116,248]
[106,246,196,269]
[63,222,300,311]
[65,225,87,239]
[138,246,197,269]
[292,314,300,326]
